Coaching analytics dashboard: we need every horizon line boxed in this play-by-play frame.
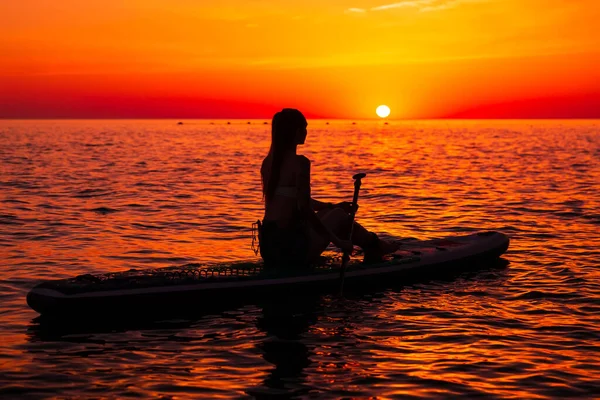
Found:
[2,117,600,121]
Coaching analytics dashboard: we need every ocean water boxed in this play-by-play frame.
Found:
[0,119,599,398]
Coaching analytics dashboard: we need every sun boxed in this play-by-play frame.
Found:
[376,105,391,118]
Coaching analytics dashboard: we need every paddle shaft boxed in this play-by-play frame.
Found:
[339,173,366,292]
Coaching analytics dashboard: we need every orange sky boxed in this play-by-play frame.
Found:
[1,0,600,119]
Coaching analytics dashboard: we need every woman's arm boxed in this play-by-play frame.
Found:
[297,157,348,249]
[310,198,334,211]
[311,198,357,214]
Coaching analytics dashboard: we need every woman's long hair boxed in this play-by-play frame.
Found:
[262,108,307,202]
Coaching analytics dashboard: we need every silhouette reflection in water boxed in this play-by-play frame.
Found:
[249,296,322,397]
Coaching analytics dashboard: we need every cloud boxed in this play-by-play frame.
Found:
[371,0,436,11]
[345,7,367,13]
[351,0,488,13]
[420,0,486,12]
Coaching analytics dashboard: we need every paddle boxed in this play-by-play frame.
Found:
[339,172,366,295]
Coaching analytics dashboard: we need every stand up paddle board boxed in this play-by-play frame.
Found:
[27,231,509,317]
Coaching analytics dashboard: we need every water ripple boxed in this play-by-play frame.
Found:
[0,119,599,398]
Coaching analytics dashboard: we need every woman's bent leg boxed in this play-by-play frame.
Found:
[320,208,378,249]
[307,210,332,262]
[307,207,399,263]
[307,208,374,261]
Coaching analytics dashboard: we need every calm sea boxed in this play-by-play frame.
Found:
[1,119,599,398]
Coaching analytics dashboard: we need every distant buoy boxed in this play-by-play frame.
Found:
[177,122,183,125]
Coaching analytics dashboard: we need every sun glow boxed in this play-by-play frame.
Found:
[376,105,391,118]
[1,1,600,119]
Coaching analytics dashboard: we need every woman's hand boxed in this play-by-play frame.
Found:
[335,201,358,214]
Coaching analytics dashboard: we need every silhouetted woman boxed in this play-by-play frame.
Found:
[259,108,396,268]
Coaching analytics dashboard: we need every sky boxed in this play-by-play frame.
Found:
[1,0,600,119]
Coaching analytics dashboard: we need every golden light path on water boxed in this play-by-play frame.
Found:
[0,119,599,398]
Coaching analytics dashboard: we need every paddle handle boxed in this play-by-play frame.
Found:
[339,173,366,292]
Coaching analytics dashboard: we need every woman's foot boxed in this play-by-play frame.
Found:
[363,233,400,264]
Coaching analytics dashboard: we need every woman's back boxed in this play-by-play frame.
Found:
[261,153,305,228]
